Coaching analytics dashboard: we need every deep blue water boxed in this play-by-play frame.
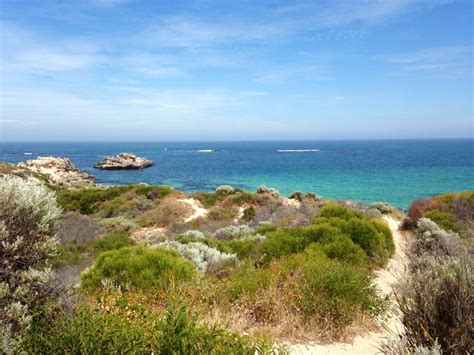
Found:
[1,140,473,208]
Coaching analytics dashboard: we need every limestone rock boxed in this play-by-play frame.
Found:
[17,156,95,187]
[94,152,154,170]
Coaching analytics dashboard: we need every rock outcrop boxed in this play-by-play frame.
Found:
[17,156,95,187]
[94,153,154,170]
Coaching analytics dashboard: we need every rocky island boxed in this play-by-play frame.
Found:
[16,156,95,187]
[94,152,154,170]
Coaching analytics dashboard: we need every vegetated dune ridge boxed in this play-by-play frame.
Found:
[290,216,409,354]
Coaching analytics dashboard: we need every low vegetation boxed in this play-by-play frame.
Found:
[384,192,474,354]
[9,173,471,353]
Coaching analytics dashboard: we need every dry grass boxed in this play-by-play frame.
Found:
[139,196,193,227]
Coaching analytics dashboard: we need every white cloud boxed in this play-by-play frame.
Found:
[381,46,472,75]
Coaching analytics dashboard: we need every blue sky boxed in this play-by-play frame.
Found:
[0,0,472,141]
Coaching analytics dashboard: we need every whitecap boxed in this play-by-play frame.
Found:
[24,152,33,155]
[197,149,213,152]
[277,149,320,152]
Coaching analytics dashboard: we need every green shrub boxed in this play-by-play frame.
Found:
[98,216,139,233]
[93,232,135,253]
[81,246,197,291]
[312,235,368,267]
[57,186,133,214]
[24,302,267,354]
[54,242,92,267]
[24,307,148,354]
[282,248,384,326]
[341,219,385,259]
[193,192,219,207]
[207,206,237,221]
[424,210,460,233]
[254,223,277,235]
[242,206,256,221]
[230,191,257,205]
[227,266,273,300]
[317,204,362,220]
[228,237,265,260]
[260,228,312,260]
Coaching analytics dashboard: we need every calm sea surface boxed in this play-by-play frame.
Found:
[1,140,473,208]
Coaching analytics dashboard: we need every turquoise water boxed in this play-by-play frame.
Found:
[1,140,473,208]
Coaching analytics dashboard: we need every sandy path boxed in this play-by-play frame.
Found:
[289,216,408,354]
[179,198,208,222]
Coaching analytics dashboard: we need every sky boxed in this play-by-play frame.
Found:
[0,0,472,141]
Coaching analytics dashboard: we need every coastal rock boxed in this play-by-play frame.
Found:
[94,152,154,170]
[17,156,95,187]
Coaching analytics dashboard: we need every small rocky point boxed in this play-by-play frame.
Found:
[17,156,95,187]
[94,152,154,170]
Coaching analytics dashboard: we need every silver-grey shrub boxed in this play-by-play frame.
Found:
[369,201,394,214]
[215,185,235,194]
[154,241,237,274]
[213,225,252,241]
[0,176,61,353]
[256,185,280,195]
[182,230,205,239]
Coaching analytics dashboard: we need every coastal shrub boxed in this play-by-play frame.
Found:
[176,235,233,254]
[0,176,62,353]
[80,246,196,291]
[213,225,252,241]
[288,191,304,201]
[93,232,135,253]
[282,248,383,327]
[154,241,238,274]
[228,234,266,260]
[395,254,473,354]
[215,185,235,195]
[369,201,394,214]
[313,236,368,267]
[193,192,219,207]
[363,208,382,219]
[403,198,442,229]
[133,184,173,200]
[254,222,277,235]
[242,206,256,221]
[24,302,265,354]
[227,266,273,301]
[138,198,192,227]
[182,229,205,239]
[229,191,257,205]
[206,206,237,221]
[56,211,102,243]
[317,203,362,220]
[423,210,459,233]
[256,185,280,195]
[341,219,386,260]
[98,215,138,233]
[57,186,133,214]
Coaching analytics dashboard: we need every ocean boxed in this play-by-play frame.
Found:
[1,139,473,208]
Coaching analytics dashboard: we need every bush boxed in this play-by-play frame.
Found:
[56,212,102,243]
[206,206,237,222]
[363,208,382,219]
[193,192,219,207]
[139,198,191,227]
[0,176,62,352]
[282,248,384,327]
[396,254,473,354]
[341,219,386,260]
[316,204,362,220]
[215,185,235,195]
[424,210,459,233]
[256,185,280,195]
[155,241,238,274]
[93,232,135,253]
[229,191,257,205]
[80,246,197,291]
[313,236,368,267]
[23,302,265,354]
[369,202,394,214]
[213,225,252,241]
[227,266,273,300]
[98,216,138,233]
[288,191,304,201]
[228,234,266,260]
[403,198,442,229]
[242,206,256,221]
